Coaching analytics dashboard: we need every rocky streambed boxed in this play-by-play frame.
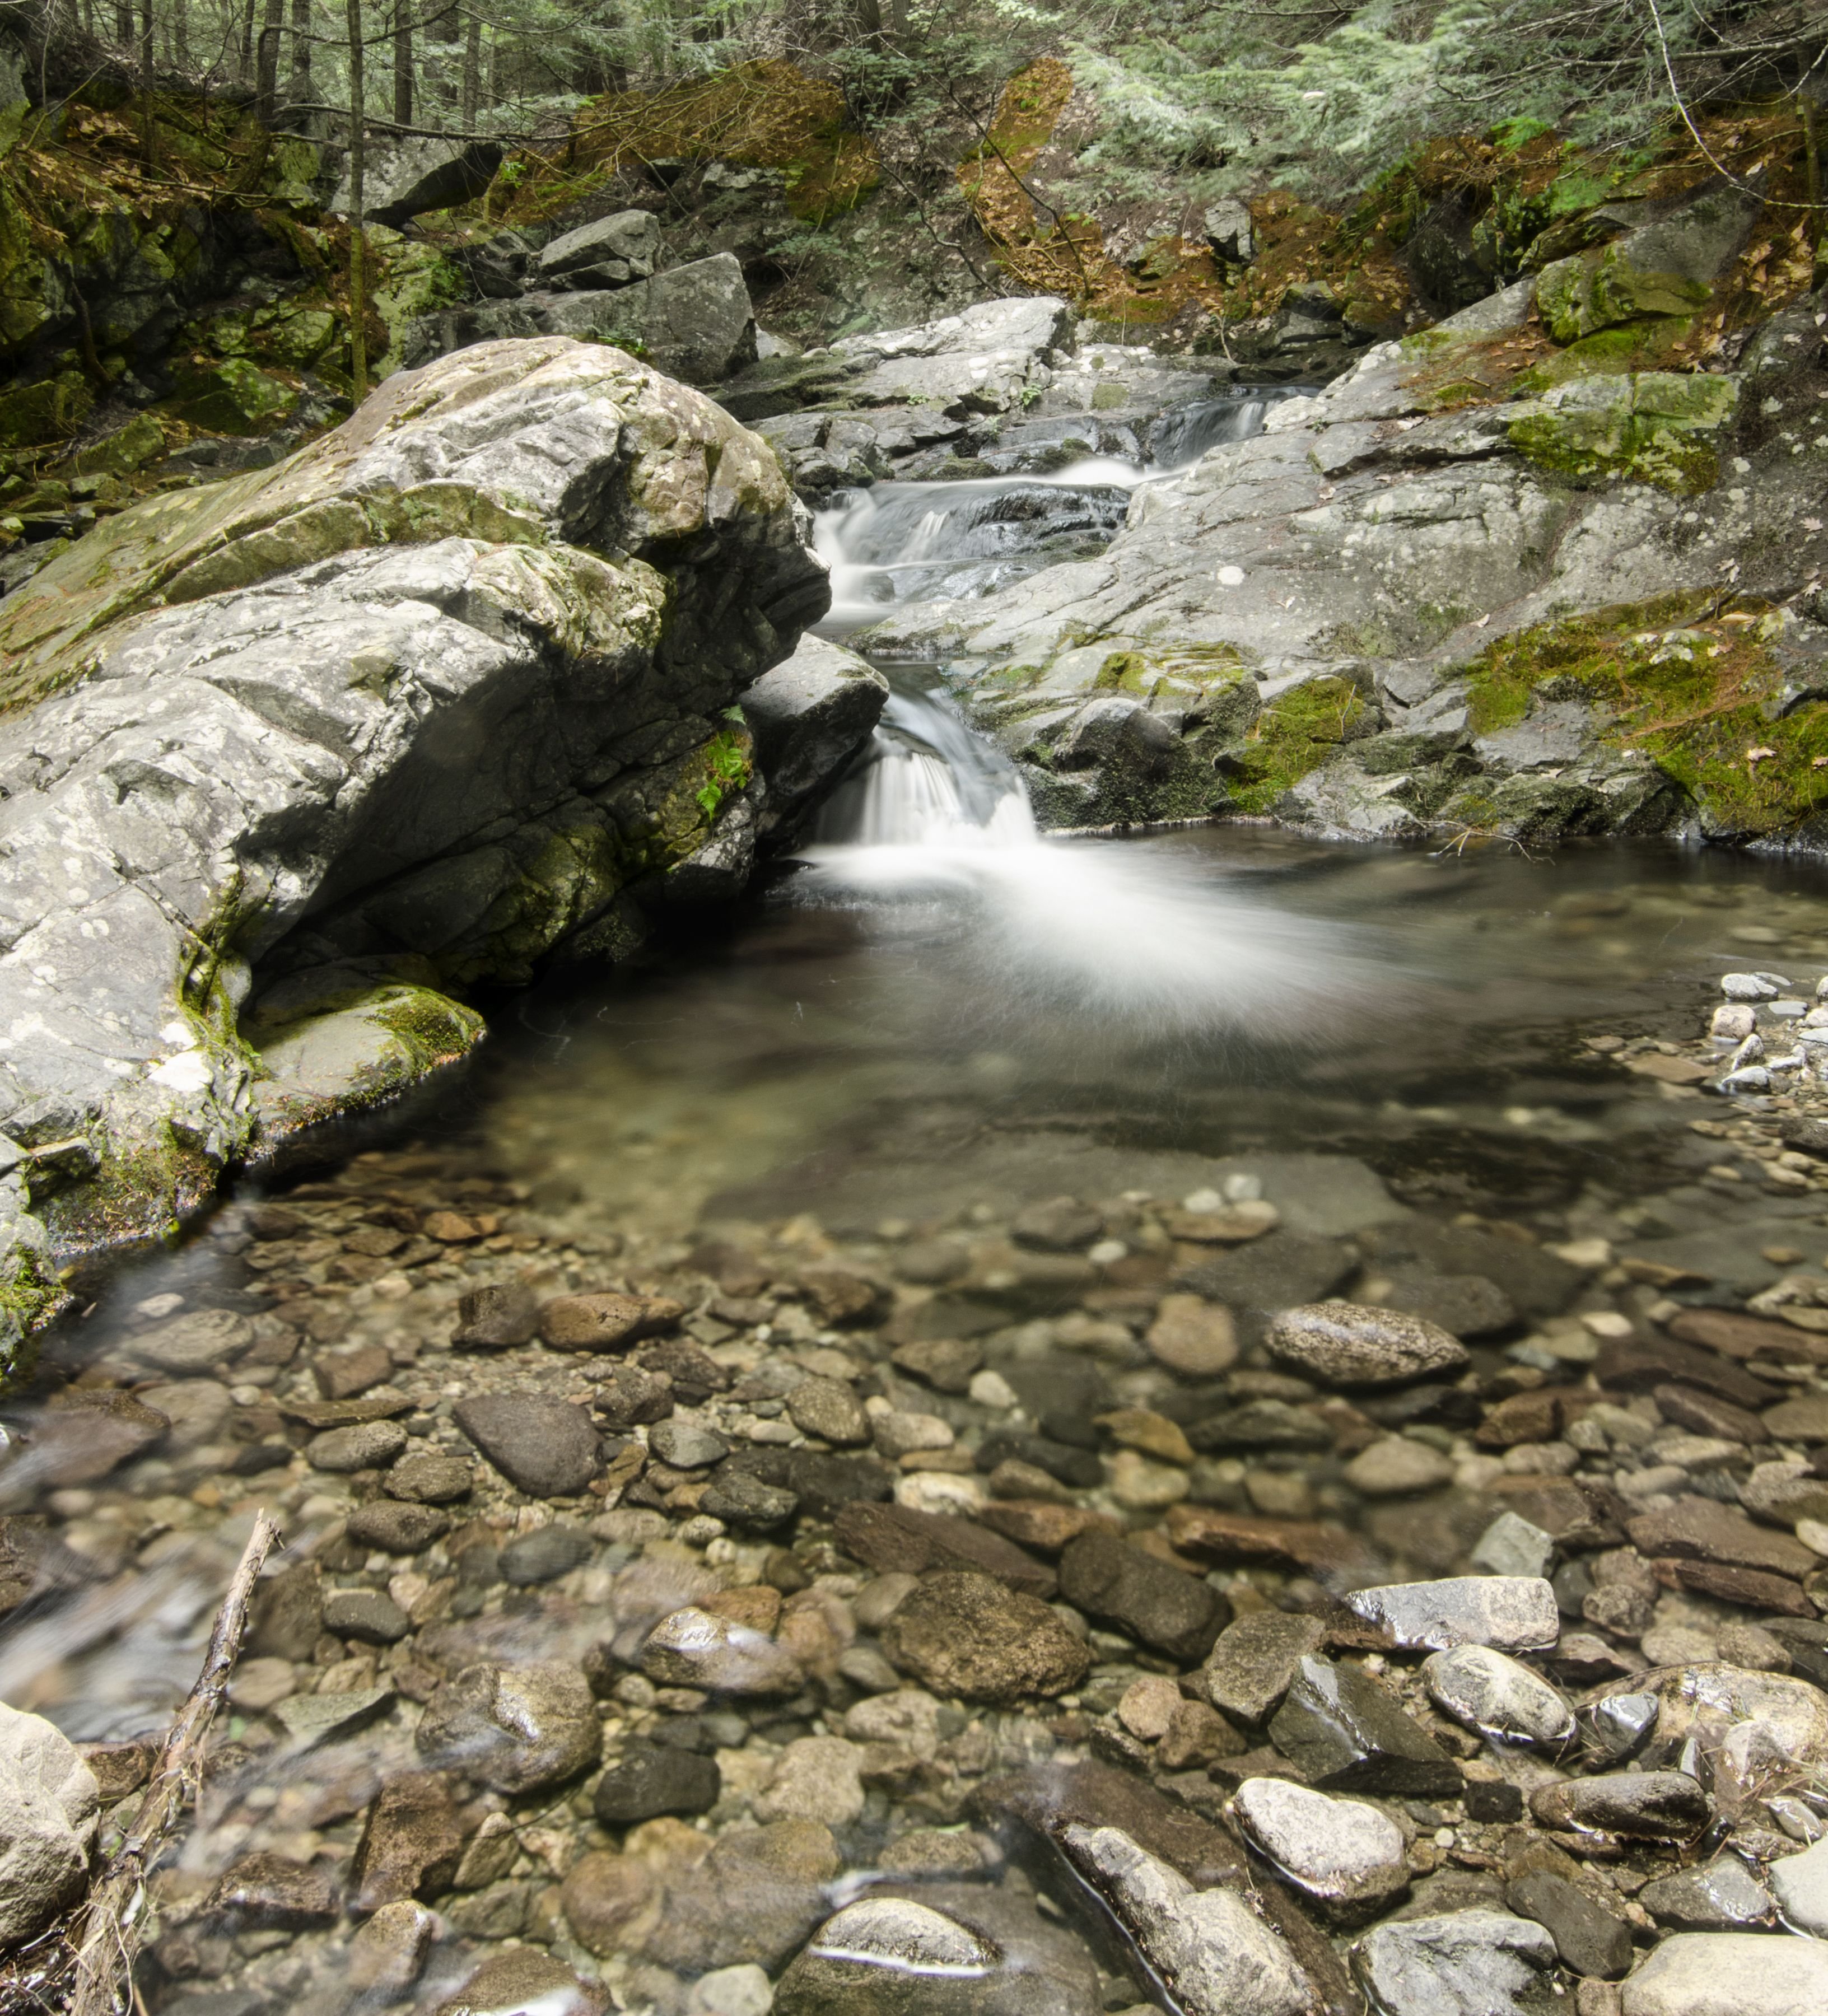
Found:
[5,835,1828,2015]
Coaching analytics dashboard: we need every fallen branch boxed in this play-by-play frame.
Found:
[63,1512,283,2016]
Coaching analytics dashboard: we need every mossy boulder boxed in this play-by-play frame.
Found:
[160,353,299,435]
[1536,242,1713,345]
[0,335,826,1376]
[1505,370,1737,495]
[64,412,170,475]
[246,967,487,1147]
[0,371,94,449]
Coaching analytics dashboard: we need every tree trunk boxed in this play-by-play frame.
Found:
[461,8,478,126]
[346,0,367,398]
[173,0,188,64]
[239,0,256,80]
[287,0,309,111]
[254,0,282,117]
[392,0,411,127]
[114,0,130,41]
[140,0,155,163]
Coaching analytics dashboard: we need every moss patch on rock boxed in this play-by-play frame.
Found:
[1466,592,1828,836]
[1224,674,1369,815]
[1505,370,1737,494]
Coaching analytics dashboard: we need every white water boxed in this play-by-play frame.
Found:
[798,687,1360,1035]
[813,389,1300,630]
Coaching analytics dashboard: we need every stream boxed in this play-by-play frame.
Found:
[9,413,1828,2016]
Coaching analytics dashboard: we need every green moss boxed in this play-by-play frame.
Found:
[1506,371,1737,496]
[1536,244,1713,344]
[64,412,169,475]
[160,354,298,436]
[1224,674,1367,814]
[1517,316,1695,390]
[0,371,95,449]
[1465,592,1828,835]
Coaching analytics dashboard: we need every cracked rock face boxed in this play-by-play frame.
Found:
[0,335,828,1364]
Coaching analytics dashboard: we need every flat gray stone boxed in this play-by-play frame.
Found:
[1639,1858,1773,1931]
[1620,1931,1828,2015]
[1346,1576,1559,1653]
[1769,1834,1828,1934]
[1354,1911,1556,2016]
[271,1686,395,1747]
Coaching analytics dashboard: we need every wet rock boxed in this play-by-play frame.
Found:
[1057,1529,1227,1662]
[323,1588,411,1642]
[1176,1234,1357,1313]
[207,1851,340,1930]
[273,1684,395,1748]
[688,1965,775,2016]
[594,1365,676,1429]
[499,1524,593,1585]
[1344,1436,1456,1495]
[1269,1655,1462,1797]
[649,1418,731,1469]
[756,1735,865,1827]
[700,1470,800,1528]
[1649,1664,1828,1808]
[1059,1822,1314,2016]
[130,1308,254,1374]
[787,1375,872,1445]
[1529,1771,1709,1841]
[352,1772,467,1910]
[800,1267,890,1326]
[437,1947,600,2016]
[1628,1499,1816,1579]
[1471,1511,1556,1580]
[1768,1833,1828,1933]
[451,1283,540,1349]
[0,1704,100,1950]
[27,1388,170,1484]
[307,1420,409,1472]
[1423,1645,1574,1745]
[78,1742,154,1804]
[1620,1931,1828,2014]
[881,1572,1090,1704]
[1266,1302,1469,1385]
[385,1453,474,1504]
[1233,1778,1407,1923]
[1345,1576,1560,1652]
[454,1393,600,1497]
[315,1340,394,1399]
[594,1742,721,1826]
[976,1500,1114,1554]
[1167,1506,1378,1579]
[1507,1868,1631,1977]
[726,1446,891,1518]
[774,1888,1102,2016]
[416,1659,600,1793]
[649,1819,842,1973]
[741,634,890,840]
[1012,1195,1103,1250]
[835,1502,1056,1597]
[641,1606,805,1696]
[540,1291,684,1350]
[348,1898,436,1994]
[1201,1612,1328,1723]
[1148,1294,1239,1377]
[1638,1858,1773,1931]
[346,1500,450,1553]
[1354,1911,1556,2016]
[891,1336,986,1393]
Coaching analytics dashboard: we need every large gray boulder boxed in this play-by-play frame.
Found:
[328,135,504,226]
[402,252,757,386]
[0,1702,100,1950]
[0,336,826,1365]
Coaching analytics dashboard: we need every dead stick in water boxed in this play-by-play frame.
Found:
[66,1512,282,2016]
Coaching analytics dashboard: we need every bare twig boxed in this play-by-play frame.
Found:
[66,1513,282,2016]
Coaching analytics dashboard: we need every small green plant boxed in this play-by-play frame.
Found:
[695,730,752,819]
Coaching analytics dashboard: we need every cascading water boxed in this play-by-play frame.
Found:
[813,387,1303,631]
[798,682,1362,1033]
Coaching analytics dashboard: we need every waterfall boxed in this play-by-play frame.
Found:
[813,688,1036,848]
